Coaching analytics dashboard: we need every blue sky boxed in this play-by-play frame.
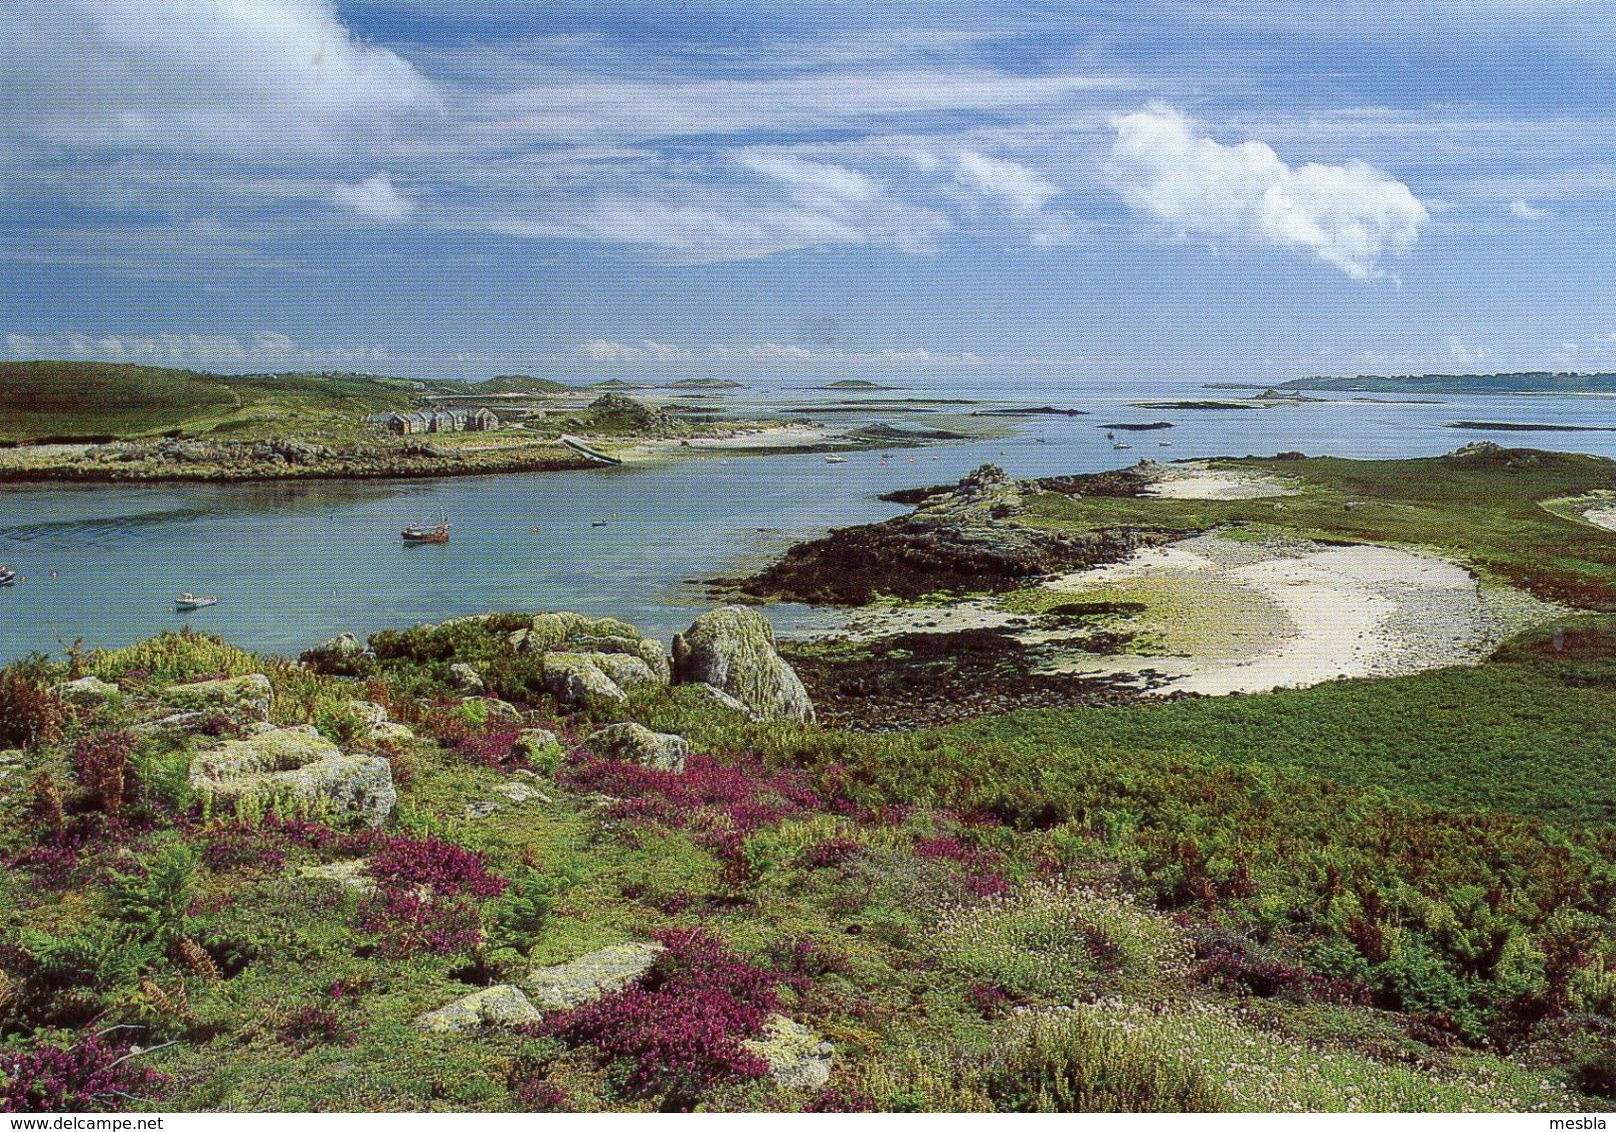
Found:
[2,1,1614,384]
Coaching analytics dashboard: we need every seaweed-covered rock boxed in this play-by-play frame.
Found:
[525,942,665,1011]
[188,725,395,826]
[53,675,121,707]
[416,985,542,1032]
[585,722,689,773]
[742,1014,834,1089]
[672,607,814,723]
[160,673,273,722]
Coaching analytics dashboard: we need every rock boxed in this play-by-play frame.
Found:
[368,721,416,743]
[416,985,542,1033]
[569,636,672,684]
[296,858,375,893]
[160,673,273,723]
[743,1014,834,1089]
[465,799,500,819]
[462,696,521,722]
[189,726,395,826]
[448,663,485,694]
[527,611,591,653]
[591,653,659,690]
[53,675,121,707]
[541,652,628,707]
[525,942,665,1011]
[321,632,367,657]
[513,728,564,773]
[496,779,549,804]
[584,722,688,773]
[671,607,815,723]
[344,700,389,727]
[688,683,758,719]
[506,628,531,652]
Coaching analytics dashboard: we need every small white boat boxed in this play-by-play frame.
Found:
[174,591,217,612]
[1112,442,1132,450]
[824,454,848,464]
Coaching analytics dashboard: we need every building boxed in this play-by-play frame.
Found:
[374,406,501,435]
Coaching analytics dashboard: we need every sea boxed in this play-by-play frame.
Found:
[2,373,1614,663]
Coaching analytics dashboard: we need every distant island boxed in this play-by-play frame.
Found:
[664,378,745,389]
[1270,372,1616,395]
[816,379,898,390]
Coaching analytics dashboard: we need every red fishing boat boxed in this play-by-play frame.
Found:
[402,510,450,544]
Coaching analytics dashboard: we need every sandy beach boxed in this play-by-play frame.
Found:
[1584,507,1616,533]
[1040,532,1556,695]
[1142,461,1299,500]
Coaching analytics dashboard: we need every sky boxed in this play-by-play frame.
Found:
[2,0,1615,386]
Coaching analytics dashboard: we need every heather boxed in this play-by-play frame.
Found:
[0,593,1611,1111]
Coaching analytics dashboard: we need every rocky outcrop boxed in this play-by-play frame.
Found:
[189,725,395,826]
[585,722,688,773]
[742,1014,834,1089]
[730,464,1174,605]
[160,673,273,722]
[541,653,629,708]
[686,682,758,719]
[416,985,543,1032]
[525,941,665,1011]
[449,663,485,694]
[53,675,121,707]
[671,607,815,723]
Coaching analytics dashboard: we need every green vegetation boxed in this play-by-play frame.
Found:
[468,375,576,395]
[0,361,419,443]
[1278,372,1616,395]
[1017,447,1616,609]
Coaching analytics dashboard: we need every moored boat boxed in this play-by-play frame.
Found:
[402,510,451,544]
[824,454,848,464]
[174,591,217,612]
[0,565,15,587]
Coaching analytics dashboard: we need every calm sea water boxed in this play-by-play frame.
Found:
[2,377,1613,662]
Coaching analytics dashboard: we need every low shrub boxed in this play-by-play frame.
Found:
[0,657,66,749]
[0,1032,170,1112]
[986,1013,1227,1112]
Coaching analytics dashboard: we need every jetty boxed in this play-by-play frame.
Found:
[560,434,623,466]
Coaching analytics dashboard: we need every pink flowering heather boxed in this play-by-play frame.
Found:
[0,1034,170,1113]
[357,835,507,957]
[547,928,780,1106]
[915,833,1011,897]
[454,726,523,770]
[563,754,820,867]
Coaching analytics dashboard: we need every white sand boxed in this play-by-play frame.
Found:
[1584,508,1616,533]
[1043,535,1520,696]
[1143,462,1298,500]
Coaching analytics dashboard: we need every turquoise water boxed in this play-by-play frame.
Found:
[2,379,1614,662]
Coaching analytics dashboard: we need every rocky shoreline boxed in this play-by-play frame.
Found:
[722,462,1178,605]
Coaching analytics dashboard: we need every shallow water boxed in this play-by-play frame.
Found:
[1,376,1613,662]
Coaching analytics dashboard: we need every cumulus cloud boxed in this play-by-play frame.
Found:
[0,0,437,153]
[952,152,1059,215]
[1447,335,1490,366]
[1108,102,1429,279]
[1509,199,1547,219]
[332,174,415,224]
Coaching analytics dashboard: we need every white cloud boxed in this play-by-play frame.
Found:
[578,339,693,362]
[1447,335,1490,365]
[1509,199,1547,219]
[4,330,388,366]
[0,0,438,153]
[952,152,1059,215]
[332,174,415,224]
[1108,102,1429,279]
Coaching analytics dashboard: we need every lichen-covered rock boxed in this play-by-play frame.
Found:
[416,985,543,1032]
[591,652,659,690]
[189,725,395,826]
[506,628,531,652]
[321,632,367,656]
[368,721,416,743]
[742,1014,834,1089]
[53,675,121,707]
[160,673,273,723]
[527,611,591,654]
[584,722,688,773]
[525,942,665,1011]
[513,728,564,772]
[686,682,758,719]
[449,662,485,694]
[496,779,549,804]
[541,652,628,707]
[671,607,815,723]
[344,700,389,727]
[296,858,375,892]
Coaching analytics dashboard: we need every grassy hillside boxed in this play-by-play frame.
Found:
[0,362,415,442]
[468,375,577,395]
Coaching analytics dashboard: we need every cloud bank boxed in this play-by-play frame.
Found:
[1108,102,1429,278]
